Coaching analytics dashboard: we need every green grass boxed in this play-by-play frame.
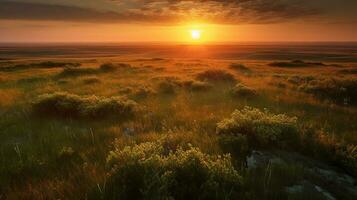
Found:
[0,59,356,199]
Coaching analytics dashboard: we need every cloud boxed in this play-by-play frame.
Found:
[0,1,126,22]
[0,0,351,25]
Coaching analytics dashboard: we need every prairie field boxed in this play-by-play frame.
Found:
[0,43,357,199]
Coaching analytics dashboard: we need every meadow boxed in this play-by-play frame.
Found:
[0,43,356,199]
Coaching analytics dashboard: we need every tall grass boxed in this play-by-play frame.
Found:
[0,58,356,199]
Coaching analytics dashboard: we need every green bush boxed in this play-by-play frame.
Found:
[217,107,298,145]
[104,141,242,199]
[196,70,237,83]
[230,83,258,98]
[32,92,138,119]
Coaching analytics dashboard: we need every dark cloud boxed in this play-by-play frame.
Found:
[0,0,353,24]
[0,1,126,22]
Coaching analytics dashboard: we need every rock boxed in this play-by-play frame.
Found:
[286,181,336,200]
[286,184,304,194]
[314,185,336,200]
[247,150,357,199]
[246,150,285,169]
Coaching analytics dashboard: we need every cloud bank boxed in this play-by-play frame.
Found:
[0,0,355,24]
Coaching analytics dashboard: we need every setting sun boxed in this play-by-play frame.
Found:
[191,30,202,40]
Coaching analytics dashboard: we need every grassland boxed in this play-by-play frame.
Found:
[0,45,356,199]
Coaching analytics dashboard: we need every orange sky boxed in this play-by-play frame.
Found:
[1,20,356,43]
[0,0,357,43]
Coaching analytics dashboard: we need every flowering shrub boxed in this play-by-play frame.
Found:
[32,92,138,119]
[104,141,242,199]
[217,107,298,145]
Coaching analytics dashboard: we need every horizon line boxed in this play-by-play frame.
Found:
[1,41,357,46]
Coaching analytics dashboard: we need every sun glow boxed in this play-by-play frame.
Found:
[190,30,202,40]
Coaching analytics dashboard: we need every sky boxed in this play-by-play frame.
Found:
[0,0,356,43]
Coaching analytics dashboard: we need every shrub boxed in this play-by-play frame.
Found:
[0,61,80,72]
[338,68,357,74]
[229,63,252,74]
[196,70,237,83]
[56,63,129,78]
[287,75,315,85]
[217,107,298,145]
[219,135,250,163]
[298,128,357,176]
[17,77,46,84]
[332,143,357,176]
[268,60,326,68]
[99,63,131,72]
[230,83,258,98]
[133,86,156,98]
[104,140,242,199]
[82,77,101,84]
[157,80,180,94]
[269,81,287,89]
[298,77,357,105]
[182,80,212,92]
[56,146,82,166]
[57,67,98,78]
[99,63,117,72]
[32,92,138,119]
[35,61,80,68]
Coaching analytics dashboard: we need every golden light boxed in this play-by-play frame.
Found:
[190,30,202,40]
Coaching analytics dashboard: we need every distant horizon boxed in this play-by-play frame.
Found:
[1,40,357,46]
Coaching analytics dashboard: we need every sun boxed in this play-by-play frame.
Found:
[190,30,202,40]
